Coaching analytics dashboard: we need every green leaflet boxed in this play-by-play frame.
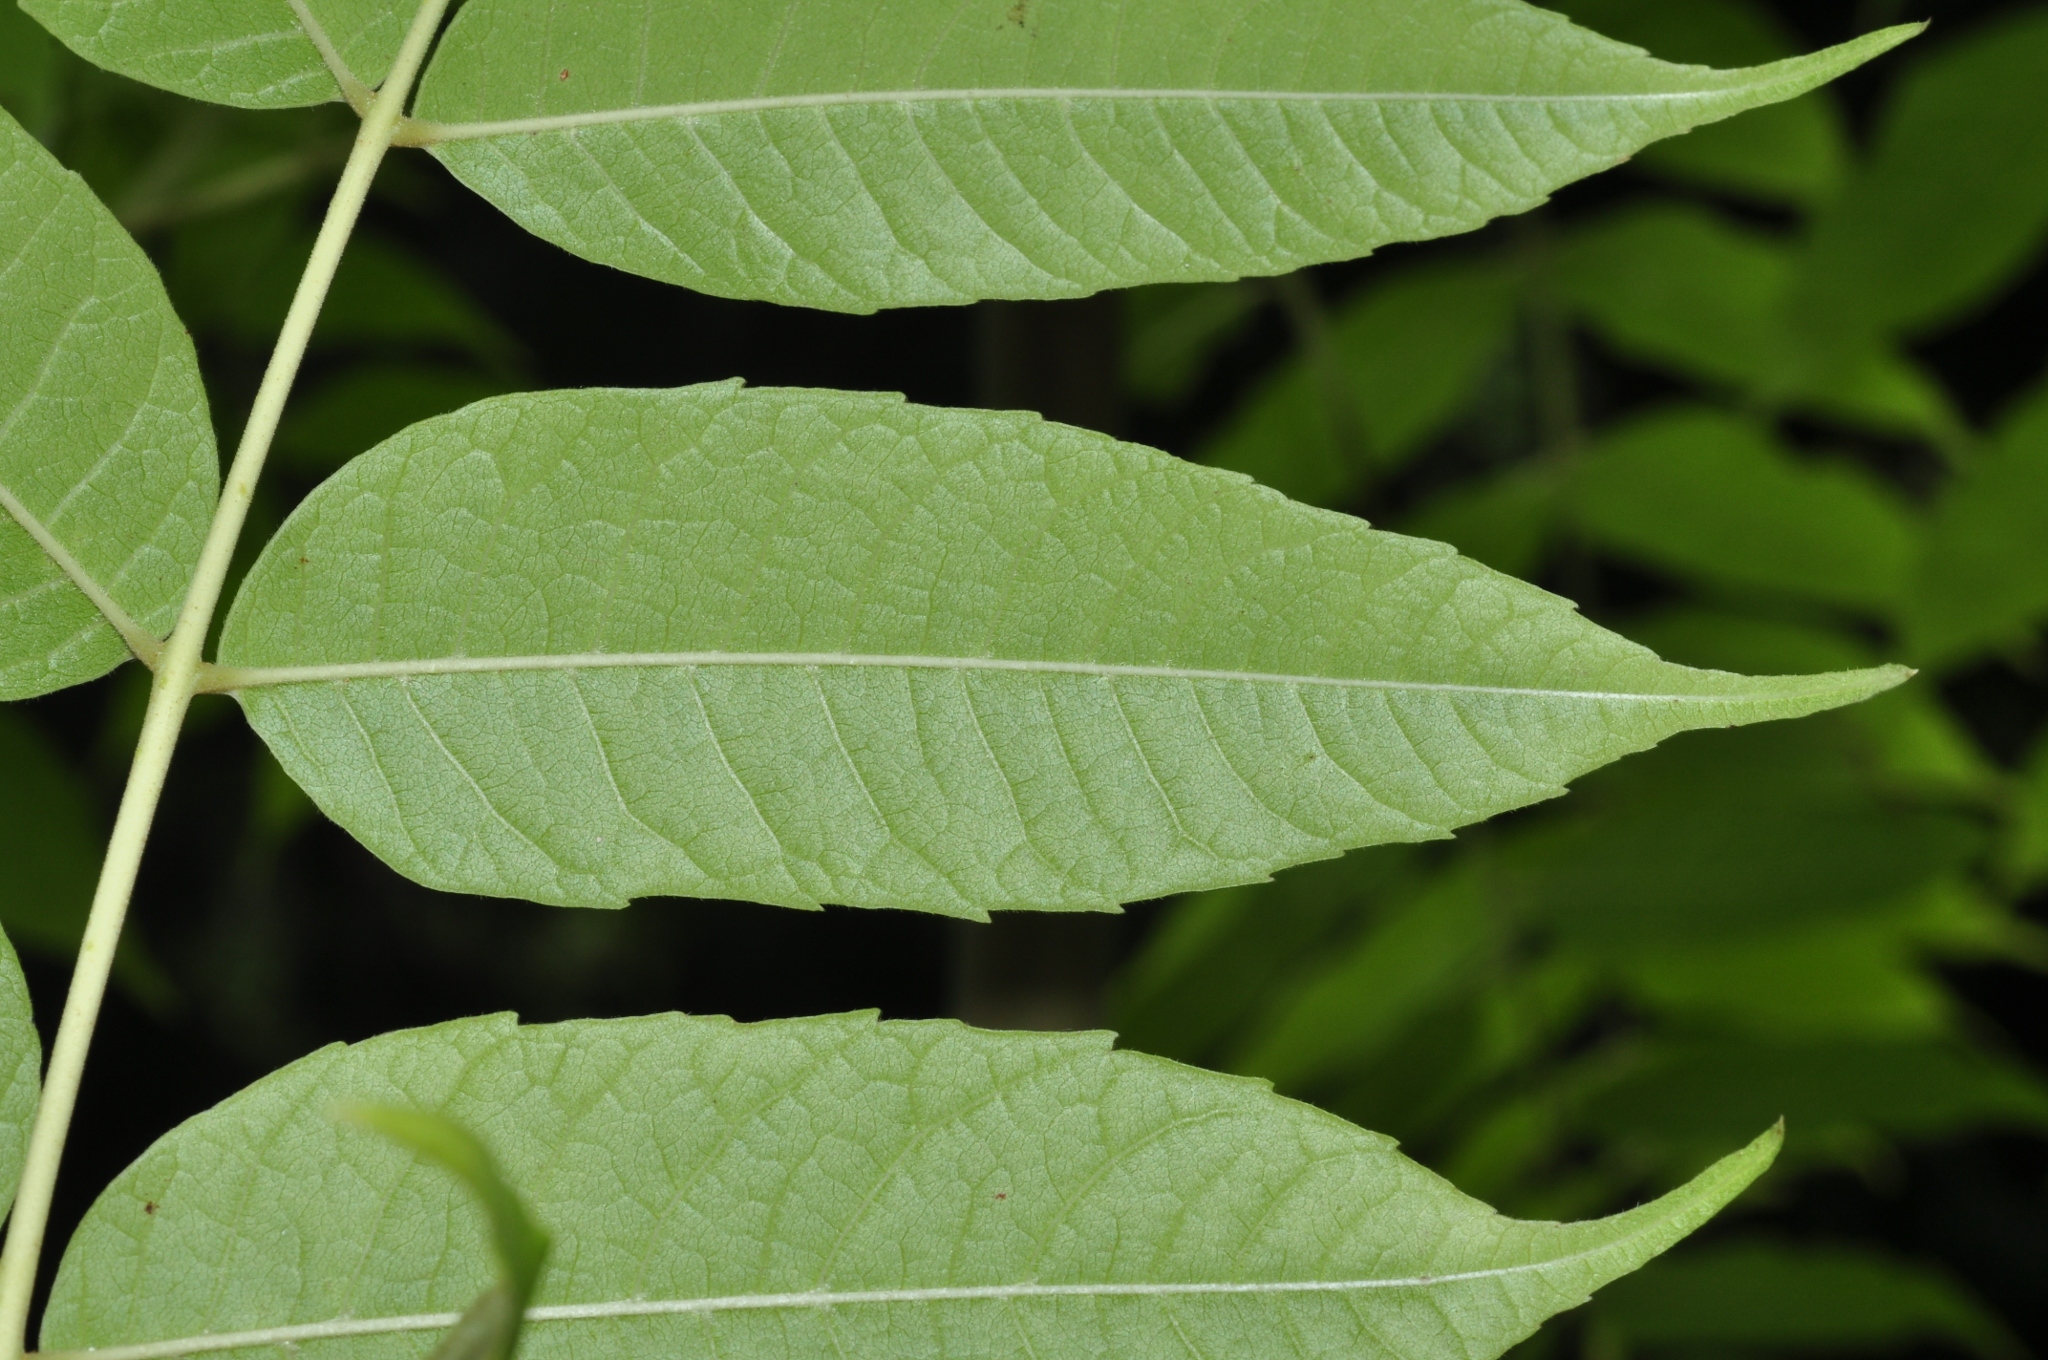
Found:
[214,384,1904,916]
[1590,1242,2020,1360]
[0,107,217,699]
[20,0,407,110]
[0,921,38,1219]
[45,1010,1777,1360]
[1563,406,1917,616]
[401,0,1916,312]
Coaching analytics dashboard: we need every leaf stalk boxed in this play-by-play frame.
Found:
[0,0,452,1351]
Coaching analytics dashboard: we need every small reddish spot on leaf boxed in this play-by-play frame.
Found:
[143,1201,157,1215]
[560,69,571,80]
[994,1192,1007,1200]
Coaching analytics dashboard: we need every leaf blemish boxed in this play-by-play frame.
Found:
[142,1202,156,1216]
[560,69,571,80]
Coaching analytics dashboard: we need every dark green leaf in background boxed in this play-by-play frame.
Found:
[1558,205,1956,438]
[1577,1039,2048,1174]
[1565,406,1917,615]
[1121,283,1263,407]
[1590,1242,2021,1360]
[1795,7,2048,341]
[1909,381,2048,666]
[0,2,63,142]
[1205,260,1517,505]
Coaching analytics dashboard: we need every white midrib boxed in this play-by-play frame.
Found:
[401,81,1760,144]
[194,648,1857,701]
[32,1263,1597,1360]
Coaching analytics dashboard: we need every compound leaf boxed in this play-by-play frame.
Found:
[47,1010,1777,1360]
[216,384,1903,916]
[20,0,407,110]
[403,0,1915,312]
[0,107,217,699]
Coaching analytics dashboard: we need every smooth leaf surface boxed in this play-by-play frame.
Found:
[404,0,1914,312]
[0,921,37,1219]
[0,107,217,699]
[47,1010,1778,1360]
[20,0,406,110]
[216,383,1903,916]
[1564,406,1917,615]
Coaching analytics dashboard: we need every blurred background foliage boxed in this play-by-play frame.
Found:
[3,0,2047,1356]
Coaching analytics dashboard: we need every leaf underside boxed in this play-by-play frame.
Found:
[0,924,37,1218]
[46,1010,1779,1360]
[406,0,1915,311]
[19,0,407,110]
[19,2,1916,311]
[0,108,217,699]
[217,384,1904,916]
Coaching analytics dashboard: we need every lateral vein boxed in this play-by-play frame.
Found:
[196,648,1876,702]
[0,479,161,667]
